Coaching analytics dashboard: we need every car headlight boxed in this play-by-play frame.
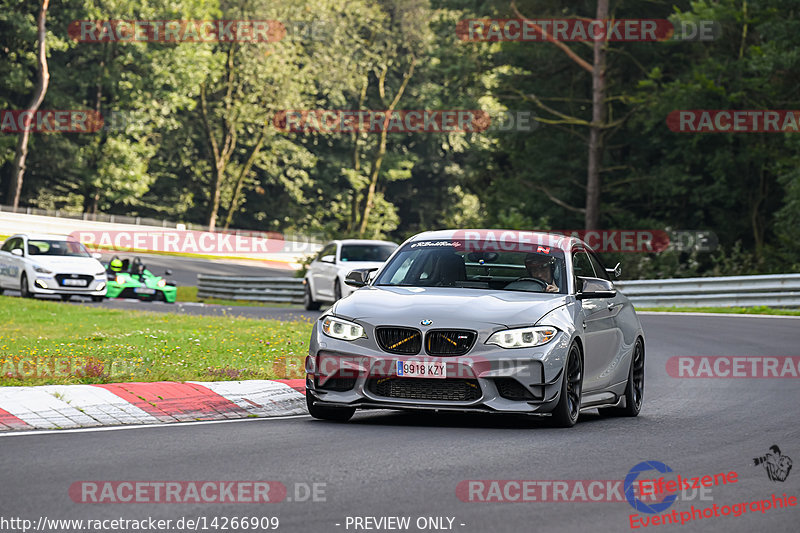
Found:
[486,326,558,349]
[321,316,365,341]
[115,275,125,284]
[33,265,53,274]
[157,279,166,288]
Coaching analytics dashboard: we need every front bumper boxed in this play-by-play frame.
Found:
[306,329,574,415]
[106,284,177,302]
[30,275,107,296]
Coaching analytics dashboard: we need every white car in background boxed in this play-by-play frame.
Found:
[0,234,107,301]
[303,239,398,310]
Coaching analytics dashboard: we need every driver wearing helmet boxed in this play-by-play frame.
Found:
[108,258,123,273]
[524,253,559,293]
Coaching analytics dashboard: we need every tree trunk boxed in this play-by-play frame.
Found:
[584,0,608,231]
[348,75,369,233]
[201,45,238,232]
[358,58,416,236]
[223,128,266,231]
[8,0,50,208]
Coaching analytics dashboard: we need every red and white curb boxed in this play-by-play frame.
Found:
[0,379,306,431]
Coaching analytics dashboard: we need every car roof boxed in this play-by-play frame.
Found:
[332,239,398,246]
[406,229,585,252]
[8,233,77,241]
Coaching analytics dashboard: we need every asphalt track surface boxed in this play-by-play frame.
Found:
[98,252,290,285]
[1,313,799,533]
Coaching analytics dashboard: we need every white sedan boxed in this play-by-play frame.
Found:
[0,234,108,301]
[303,239,398,310]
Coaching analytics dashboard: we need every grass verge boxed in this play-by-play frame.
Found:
[638,306,800,316]
[0,295,313,386]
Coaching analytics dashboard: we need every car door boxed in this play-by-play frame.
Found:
[587,250,628,384]
[573,248,618,392]
[0,238,24,289]
[311,243,337,300]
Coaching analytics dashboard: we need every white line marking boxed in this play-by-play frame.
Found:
[0,414,311,437]
[638,311,800,320]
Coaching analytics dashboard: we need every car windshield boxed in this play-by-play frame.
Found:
[340,244,396,262]
[374,240,567,293]
[27,240,91,257]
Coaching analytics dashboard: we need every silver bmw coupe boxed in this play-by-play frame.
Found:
[305,229,645,427]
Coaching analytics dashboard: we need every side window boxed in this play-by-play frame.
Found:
[0,239,12,252]
[317,244,336,261]
[588,252,610,281]
[5,238,24,254]
[572,251,596,291]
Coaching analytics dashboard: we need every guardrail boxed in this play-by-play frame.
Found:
[616,274,800,308]
[197,275,304,304]
[197,273,800,307]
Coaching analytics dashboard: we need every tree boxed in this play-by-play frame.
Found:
[7,0,49,208]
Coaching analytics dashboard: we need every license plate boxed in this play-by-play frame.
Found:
[396,360,446,379]
[62,279,87,287]
[135,287,156,295]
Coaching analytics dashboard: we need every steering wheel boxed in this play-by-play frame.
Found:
[511,277,549,290]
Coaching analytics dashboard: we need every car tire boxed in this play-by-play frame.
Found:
[91,296,105,302]
[334,279,342,301]
[599,338,644,418]
[303,283,321,311]
[20,274,33,299]
[60,295,71,301]
[550,342,583,428]
[306,393,355,422]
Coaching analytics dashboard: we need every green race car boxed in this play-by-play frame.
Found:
[104,256,177,303]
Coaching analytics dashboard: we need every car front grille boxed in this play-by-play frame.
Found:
[55,274,94,287]
[494,378,536,401]
[424,330,476,356]
[376,327,422,355]
[367,377,481,402]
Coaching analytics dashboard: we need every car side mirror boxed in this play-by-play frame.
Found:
[320,254,336,264]
[344,268,377,288]
[91,252,102,260]
[606,262,622,279]
[11,249,22,257]
[576,276,616,299]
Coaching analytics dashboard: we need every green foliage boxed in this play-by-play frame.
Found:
[1,0,799,276]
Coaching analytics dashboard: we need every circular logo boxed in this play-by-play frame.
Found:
[420,319,432,326]
[624,461,678,514]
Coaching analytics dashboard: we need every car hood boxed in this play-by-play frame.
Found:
[28,256,104,274]
[332,286,569,328]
